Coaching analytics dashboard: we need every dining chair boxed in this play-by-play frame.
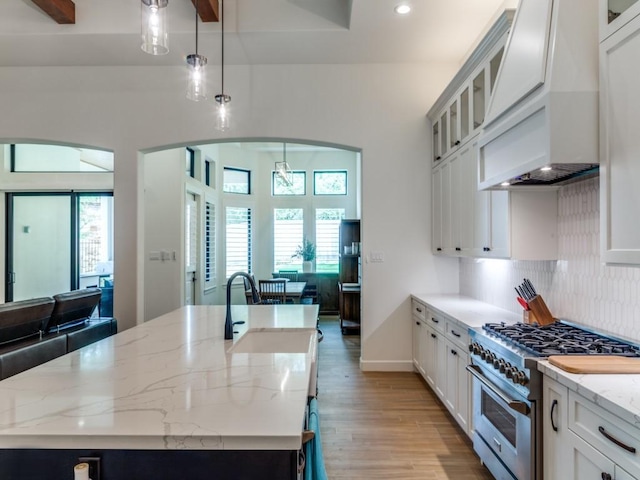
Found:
[243,274,258,304]
[258,279,287,305]
[277,270,299,282]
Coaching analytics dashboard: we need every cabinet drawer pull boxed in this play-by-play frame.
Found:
[416,307,422,313]
[431,317,439,324]
[483,247,491,252]
[454,140,461,146]
[450,349,457,356]
[601,473,612,480]
[455,247,461,251]
[436,247,442,252]
[550,399,558,432]
[416,321,420,326]
[598,426,636,453]
[431,333,436,339]
[451,330,461,338]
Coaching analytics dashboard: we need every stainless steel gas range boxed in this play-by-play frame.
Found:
[467,321,640,480]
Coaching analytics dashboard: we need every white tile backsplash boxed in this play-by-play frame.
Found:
[460,177,640,341]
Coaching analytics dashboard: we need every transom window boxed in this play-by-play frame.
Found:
[223,167,251,194]
[11,144,114,172]
[272,171,306,195]
[314,170,347,195]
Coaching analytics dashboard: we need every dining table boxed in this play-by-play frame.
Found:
[246,280,307,304]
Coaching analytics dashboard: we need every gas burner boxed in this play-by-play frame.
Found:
[482,322,640,358]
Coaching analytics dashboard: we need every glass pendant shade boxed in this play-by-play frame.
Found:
[141,0,169,56]
[214,94,231,131]
[186,54,207,101]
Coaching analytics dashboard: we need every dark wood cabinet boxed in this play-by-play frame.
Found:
[338,219,361,334]
[297,272,339,315]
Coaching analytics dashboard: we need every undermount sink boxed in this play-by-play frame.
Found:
[229,330,318,397]
[229,330,315,354]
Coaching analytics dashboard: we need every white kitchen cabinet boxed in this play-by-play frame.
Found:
[412,315,422,373]
[542,374,640,480]
[600,0,640,41]
[600,13,640,265]
[423,322,439,391]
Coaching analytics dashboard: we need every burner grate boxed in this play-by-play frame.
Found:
[482,322,640,357]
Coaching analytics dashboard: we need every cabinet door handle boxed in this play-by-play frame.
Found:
[598,426,636,453]
[455,247,461,251]
[550,399,558,432]
[450,349,457,356]
[436,247,442,252]
[436,156,442,161]
[454,140,461,146]
[416,321,421,326]
[483,247,491,252]
[431,317,439,324]
[601,473,612,480]
[451,330,461,338]
[431,333,437,339]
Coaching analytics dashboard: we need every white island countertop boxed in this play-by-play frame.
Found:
[0,305,319,451]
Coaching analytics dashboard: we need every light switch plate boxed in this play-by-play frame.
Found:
[370,251,385,263]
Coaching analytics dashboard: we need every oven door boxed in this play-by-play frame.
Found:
[467,365,534,480]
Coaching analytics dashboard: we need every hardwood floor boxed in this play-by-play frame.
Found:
[317,317,494,480]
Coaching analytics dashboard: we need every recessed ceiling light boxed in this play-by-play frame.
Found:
[394,4,412,15]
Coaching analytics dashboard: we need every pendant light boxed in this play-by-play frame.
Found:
[141,0,169,56]
[214,0,231,131]
[275,143,293,186]
[186,0,207,101]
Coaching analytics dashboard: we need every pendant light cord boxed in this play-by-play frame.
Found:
[195,0,199,55]
[221,0,225,96]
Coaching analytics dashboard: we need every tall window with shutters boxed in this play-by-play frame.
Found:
[225,206,252,278]
[204,202,215,286]
[315,208,345,273]
[273,208,303,272]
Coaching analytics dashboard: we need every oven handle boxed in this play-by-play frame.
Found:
[466,364,531,416]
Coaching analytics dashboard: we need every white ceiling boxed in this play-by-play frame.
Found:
[0,0,512,67]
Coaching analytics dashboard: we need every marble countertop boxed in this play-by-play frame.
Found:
[411,293,521,328]
[538,361,640,428]
[0,305,319,451]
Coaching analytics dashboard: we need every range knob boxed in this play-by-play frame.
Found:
[492,358,500,369]
[486,352,497,364]
[505,365,515,378]
[498,360,507,373]
[515,372,529,386]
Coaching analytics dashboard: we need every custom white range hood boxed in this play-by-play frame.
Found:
[478,0,599,190]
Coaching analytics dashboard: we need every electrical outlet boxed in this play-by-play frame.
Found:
[78,456,101,480]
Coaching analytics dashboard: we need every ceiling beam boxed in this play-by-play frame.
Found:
[31,0,75,24]
[192,0,219,22]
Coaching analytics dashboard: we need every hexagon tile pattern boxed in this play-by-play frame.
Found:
[460,177,640,342]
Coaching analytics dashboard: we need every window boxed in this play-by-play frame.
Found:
[11,144,114,172]
[226,206,252,277]
[314,170,347,195]
[315,209,345,273]
[272,171,306,195]
[273,208,303,272]
[205,159,213,187]
[205,202,215,284]
[186,148,195,178]
[223,167,251,194]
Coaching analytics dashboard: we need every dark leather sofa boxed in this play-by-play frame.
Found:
[0,288,117,380]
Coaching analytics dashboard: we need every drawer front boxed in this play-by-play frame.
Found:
[426,310,446,334]
[411,300,427,322]
[568,390,640,473]
[446,319,468,348]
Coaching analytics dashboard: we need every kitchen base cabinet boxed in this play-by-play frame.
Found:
[411,300,470,437]
[542,375,640,480]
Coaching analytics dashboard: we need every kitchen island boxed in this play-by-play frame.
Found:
[0,305,319,479]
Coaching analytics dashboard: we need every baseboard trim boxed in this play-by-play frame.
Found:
[359,359,414,372]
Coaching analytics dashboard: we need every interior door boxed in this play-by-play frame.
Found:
[8,194,72,301]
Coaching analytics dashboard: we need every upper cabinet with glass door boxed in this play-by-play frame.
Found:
[427,8,514,164]
[600,0,640,40]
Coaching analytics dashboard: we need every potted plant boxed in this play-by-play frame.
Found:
[292,237,316,272]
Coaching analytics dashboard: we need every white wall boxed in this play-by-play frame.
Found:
[0,62,460,369]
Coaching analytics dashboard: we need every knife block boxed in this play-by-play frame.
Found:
[523,310,538,324]
[527,295,555,326]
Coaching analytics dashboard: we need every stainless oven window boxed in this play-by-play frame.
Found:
[481,390,517,447]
